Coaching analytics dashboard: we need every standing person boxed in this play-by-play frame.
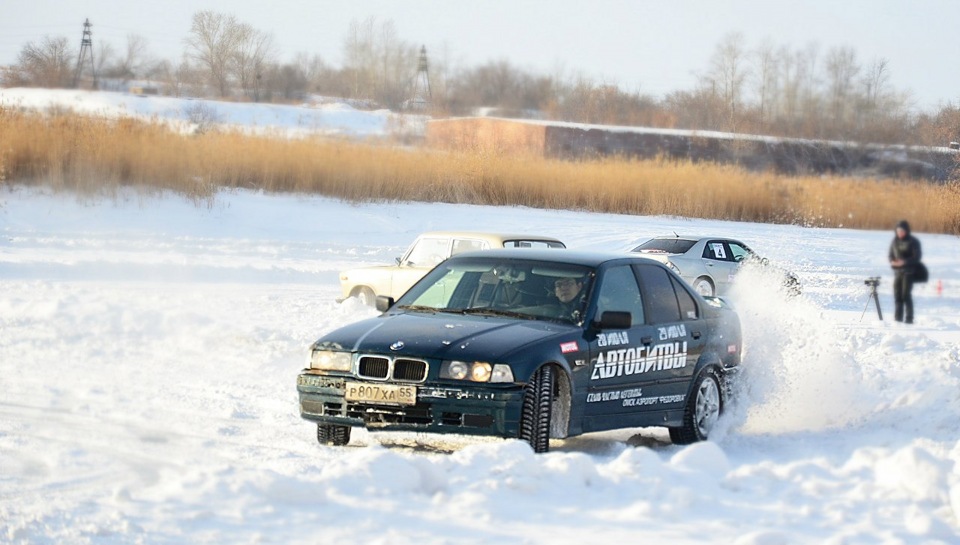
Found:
[888,219,922,324]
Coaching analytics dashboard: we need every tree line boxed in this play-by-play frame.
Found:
[3,12,958,148]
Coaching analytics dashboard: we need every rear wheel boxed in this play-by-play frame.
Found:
[692,277,715,297]
[669,369,722,445]
[519,366,553,453]
[317,423,352,446]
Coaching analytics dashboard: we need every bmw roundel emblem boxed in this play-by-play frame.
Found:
[389,340,405,351]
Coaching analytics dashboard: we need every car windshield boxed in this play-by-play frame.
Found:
[393,257,594,324]
[633,238,697,254]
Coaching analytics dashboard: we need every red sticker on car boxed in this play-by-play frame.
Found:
[560,341,579,354]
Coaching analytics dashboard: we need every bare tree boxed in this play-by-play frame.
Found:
[861,58,889,112]
[340,17,418,108]
[185,10,243,96]
[752,39,780,132]
[231,23,275,101]
[777,43,821,136]
[705,32,750,131]
[824,46,860,131]
[95,42,115,81]
[110,34,154,80]
[15,36,74,88]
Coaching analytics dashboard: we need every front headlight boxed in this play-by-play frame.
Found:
[441,361,514,383]
[309,350,353,372]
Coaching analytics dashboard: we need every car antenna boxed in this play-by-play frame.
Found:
[673,231,679,237]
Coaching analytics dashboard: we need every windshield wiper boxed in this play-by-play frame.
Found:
[395,305,440,313]
[458,307,534,319]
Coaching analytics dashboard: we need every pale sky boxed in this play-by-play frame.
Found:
[2,0,958,111]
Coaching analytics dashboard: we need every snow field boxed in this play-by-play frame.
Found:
[1,187,959,544]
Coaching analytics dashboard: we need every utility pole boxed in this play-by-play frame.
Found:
[407,45,432,111]
[73,18,98,89]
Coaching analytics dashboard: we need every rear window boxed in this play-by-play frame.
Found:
[633,238,696,254]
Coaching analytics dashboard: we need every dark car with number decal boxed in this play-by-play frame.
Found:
[297,249,742,453]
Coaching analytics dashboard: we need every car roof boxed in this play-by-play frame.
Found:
[416,231,564,243]
[647,235,742,243]
[448,248,663,267]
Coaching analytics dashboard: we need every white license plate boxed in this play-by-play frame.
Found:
[344,382,417,406]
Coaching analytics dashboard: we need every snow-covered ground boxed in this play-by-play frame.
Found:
[2,186,959,544]
[0,87,424,139]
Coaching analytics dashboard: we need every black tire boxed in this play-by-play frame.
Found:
[519,366,553,453]
[317,423,351,446]
[669,368,722,445]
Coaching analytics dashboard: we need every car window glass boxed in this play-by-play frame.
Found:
[634,239,696,254]
[404,237,449,266]
[452,239,487,255]
[634,264,682,323]
[595,265,644,325]
[703,241,728,261]
[413,269,467,307]
[503,239,565,249]
[395,258,593,324]
[728,242,751,262]
[671,276,699,320]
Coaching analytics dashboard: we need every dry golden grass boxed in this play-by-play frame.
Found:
[2,107,958,234]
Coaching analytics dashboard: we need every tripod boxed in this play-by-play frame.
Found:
[860,278,883,321]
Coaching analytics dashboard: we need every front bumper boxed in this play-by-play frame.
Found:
[297,372,527,438]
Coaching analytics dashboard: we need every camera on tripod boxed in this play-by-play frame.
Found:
[862,277,882,320]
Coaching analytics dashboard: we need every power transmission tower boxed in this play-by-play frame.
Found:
[73,18,98,89]
[407,45,432,111]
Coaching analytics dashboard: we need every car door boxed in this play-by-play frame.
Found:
[584,264,660,420]
[631,263,705,407]
[701,239,738,293]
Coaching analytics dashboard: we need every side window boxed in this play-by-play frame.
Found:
[404,237,450,266]
[703,241,728,261]
[595,265,644,326]
[452,238,488,255]
[671,276,699,320]
[634,264,682,323]
[728,242,751,263]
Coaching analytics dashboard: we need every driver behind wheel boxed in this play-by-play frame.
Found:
[553,276,585,321]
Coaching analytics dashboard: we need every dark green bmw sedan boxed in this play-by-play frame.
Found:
[297,249,742,453]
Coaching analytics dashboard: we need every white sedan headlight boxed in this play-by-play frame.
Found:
[309,350,352,372]
[441,361,514,383]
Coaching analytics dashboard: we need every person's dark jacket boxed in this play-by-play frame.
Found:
[889,220,922,274]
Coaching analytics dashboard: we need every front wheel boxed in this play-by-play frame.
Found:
[669,369,722,445]
[354,287,376,307]
[518,366,553,453]
[317,423,351,446]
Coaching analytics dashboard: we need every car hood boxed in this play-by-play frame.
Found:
[315,311,576,361]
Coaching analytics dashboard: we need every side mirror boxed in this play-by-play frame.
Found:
[375,296,395,312]
[594,311,631,330]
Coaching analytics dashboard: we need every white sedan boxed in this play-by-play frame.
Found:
[631,236,800,297]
